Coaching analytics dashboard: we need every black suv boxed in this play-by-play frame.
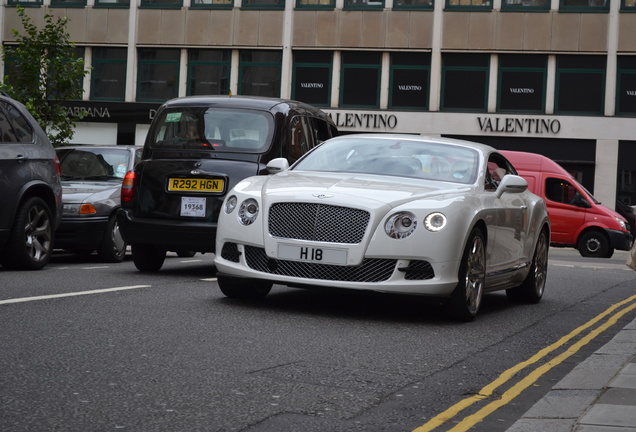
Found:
[0,95,62,270]
[118,95,338,272]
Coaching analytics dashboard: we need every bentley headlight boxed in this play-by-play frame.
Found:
[238,198,259,225]
[424,212,447,232]
[225,195,237,214]
[385,212,417,239]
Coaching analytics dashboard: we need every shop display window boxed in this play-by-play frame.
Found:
[389,52,430,110]
[340,52,382,108]
[190,0,232,7]
[617,57,636,116]
[441,53,489,112]
[238,50,282,98]
[91,47,127,101]
[343,0,385,10]
[555,55,605,115]
[295,0,335,8]
[292,51,332,107]
[140,0,183,8]
[501,0,548,11]
[498,54,547,113]
[445,0,492,11]
[242,0,285,8]
[560,0,609,11]
[393,0,434,10]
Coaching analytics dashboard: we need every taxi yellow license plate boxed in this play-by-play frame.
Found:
[168,178,224,192]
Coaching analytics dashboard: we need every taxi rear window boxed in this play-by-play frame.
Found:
[150,108,274,153]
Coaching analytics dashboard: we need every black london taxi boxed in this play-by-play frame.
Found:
[117,95,338,272]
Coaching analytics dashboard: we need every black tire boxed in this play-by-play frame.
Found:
[96,215,127,263]
[577,231,609,258]
[217,275,272,299]
[131,243,166,272]
[449,227,486,322]
[176,250,196,258]
[1,197,54,270]
[507,228,548,303]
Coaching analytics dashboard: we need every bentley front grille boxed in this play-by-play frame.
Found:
[268,203,370,244]
[244,246,396,282]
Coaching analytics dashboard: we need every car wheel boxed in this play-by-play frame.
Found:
[176,250,196,258]
[507,228,548,303]
[449,227,486,322]
[1,197,54,270]
[131,243,166,272]
[96,216,127,263]
[217,275,272,299]
[577,231,609,258]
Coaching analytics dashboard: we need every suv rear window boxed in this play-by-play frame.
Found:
[150,108,274,153]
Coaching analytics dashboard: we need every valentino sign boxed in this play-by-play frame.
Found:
[477,117,561,135]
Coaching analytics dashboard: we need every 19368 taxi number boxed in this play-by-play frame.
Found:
[168,178,224,192]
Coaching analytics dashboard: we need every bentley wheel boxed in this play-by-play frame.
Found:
[97,216,127,263]
[131,243,166,272]
[218,275,272,299]
[507,229,548,303]
[449,227,486,322]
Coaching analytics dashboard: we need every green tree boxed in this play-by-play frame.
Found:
[0,6,89,147]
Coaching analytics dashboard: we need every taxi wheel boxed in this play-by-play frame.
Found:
[96,216,126,263]
[507,228,548,303]
[131,243,166,272]
[217,275,272,299]
[449,227,485,322]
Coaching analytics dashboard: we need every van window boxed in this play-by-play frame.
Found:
[150,107,274,153]
[545,177,588,206]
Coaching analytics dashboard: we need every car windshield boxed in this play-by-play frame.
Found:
[58,148,131,180]
[292,137,480,184]
[149,107,274,153]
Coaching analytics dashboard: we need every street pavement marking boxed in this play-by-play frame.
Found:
[201,278,218,282]
[412,294,636,432]
[0,285,151,305]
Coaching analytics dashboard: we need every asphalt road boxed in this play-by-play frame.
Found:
[0,247,634,432]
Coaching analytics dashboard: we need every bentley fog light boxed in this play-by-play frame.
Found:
[385,212,417,239]
[238,198,259,225]
[424,212,447,232]
[225,195,237,214]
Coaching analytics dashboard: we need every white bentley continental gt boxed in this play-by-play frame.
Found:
[214,134,550,321]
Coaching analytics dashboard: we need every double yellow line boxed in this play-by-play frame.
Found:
[413,294,636,432]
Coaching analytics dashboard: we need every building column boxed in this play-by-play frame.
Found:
[595,139,619,209]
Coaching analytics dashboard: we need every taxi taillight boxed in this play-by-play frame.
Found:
[121,171,136,203]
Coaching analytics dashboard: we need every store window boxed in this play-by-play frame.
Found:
[555,56,605,115]
[238,51,282,98]
[7,0,43,6]
[242,0,284,8]
[617,141,636,208]
[50,0,87,6]
[441,53,489,112]
[560,0,609,11]
[501,0,548,10]
[187,50,230,96]
[140,0,182,8]
[94,0,129,7]
[296,0,335,8]
[91,48,127,101]
[292,51,332,107]
[617,57,636,116]
[137,49,180,102]
[621,0,636,9]
[498,55,547,113]
[389,52,430,110]
[190,0,232,7]
[343,0,385,10]
[393,0,433,10]
[340,51,382,108]
[445,0,492,11]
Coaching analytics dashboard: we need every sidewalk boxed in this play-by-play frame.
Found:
[506,317,636,432]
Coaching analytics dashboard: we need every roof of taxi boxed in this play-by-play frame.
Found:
[161,95,324,113]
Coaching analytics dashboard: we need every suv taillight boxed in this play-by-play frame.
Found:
[121,171,136,203]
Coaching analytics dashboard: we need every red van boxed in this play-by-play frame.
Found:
[501,150,632,258]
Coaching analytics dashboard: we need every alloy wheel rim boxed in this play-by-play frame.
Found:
[465,235,485,314]
[25,205,51,262]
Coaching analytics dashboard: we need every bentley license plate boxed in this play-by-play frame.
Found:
[277,244,347,265]
[168,178,224,192]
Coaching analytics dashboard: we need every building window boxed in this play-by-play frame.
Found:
[242,0,284,8]
[6,0,43,6]
[91,48,127,101]
[389,52,430,110]
[190,0,232,8]
[94,0,130,7]
[621,0,636,9]
[617,57,636,116]
[560,0,609,11]
[498,55,547,113]
[137,49,180,102]
[343,0,385,10]
[296,0,335,9]
[50,0,87,6]
[340,52,382,108]
[393,0,433,9]
[501,0,548,11]
[445,0,492,11]
[441,53,489,112]
[140,0,183,8]
[238,51,282,98]
[555,56,605,115]
[187,50,230,96]
[292,51,332,107]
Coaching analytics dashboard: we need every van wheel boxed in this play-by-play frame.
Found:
[1,197,54,270]
[131,243,166,272]
[577,231,609,258]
